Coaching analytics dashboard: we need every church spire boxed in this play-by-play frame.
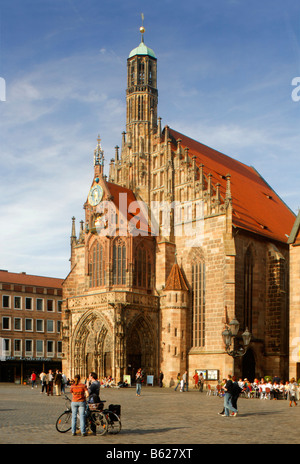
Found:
[93,134,105,177]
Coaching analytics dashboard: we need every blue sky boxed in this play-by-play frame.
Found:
[0,0,299,278]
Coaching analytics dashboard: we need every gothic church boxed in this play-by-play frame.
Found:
[62,25,296,386]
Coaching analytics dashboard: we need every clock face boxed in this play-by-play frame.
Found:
[88,185,103,206]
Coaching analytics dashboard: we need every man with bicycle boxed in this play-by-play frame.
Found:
[86,372,101,435]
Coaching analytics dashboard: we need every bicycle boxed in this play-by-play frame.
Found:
[55,395,108,435]
[89,401,122,434]
[102,404,122,434]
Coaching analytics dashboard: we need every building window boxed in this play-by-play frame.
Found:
[2,295,10,308]
[192,261,206,348]
[57,341,62,357]
[57,320,61,333]
[113,241,126,285]
[133,245,153,289]
[36,340,44,356]
[131,64,135,85]
[14,296,21,309]
[14,318,22,331]
[25,319,33,332]
[36,319,44,332]
[89,241,106,288]
[2,317,11,330]
[47,300,54,312]
[25,297,32,310]
[36,298,43,311]
[138,61,145,84]
[25,340,33,356]
[14,339,21,356]
[47,320,54,333]
[244,247,253,332]
[57,300,62,312]
[47,341,54,357]
[25,319,33,331]
[2,338,10,355]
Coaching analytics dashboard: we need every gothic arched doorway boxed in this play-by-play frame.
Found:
[242,348,256,382]
[126,316,156,383]
[72,311,112,380]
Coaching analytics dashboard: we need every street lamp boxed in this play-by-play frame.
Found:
[222,317,251,358]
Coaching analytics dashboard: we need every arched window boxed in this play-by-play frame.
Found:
[89,242,105,288]
[192,261,205,348]
[131,65,135,85]
[244,247,253,332]
[113,241,126,285]
[139,61,145,84]
[133,245,153,289]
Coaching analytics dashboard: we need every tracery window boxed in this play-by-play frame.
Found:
[89,242,105,288]
[133,245,152,289]
[244,247,253,332]
[113,240,126,285]
[138,61,145,84]
[192,261,205,348]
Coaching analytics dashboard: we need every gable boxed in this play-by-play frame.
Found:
[168,128,295,244]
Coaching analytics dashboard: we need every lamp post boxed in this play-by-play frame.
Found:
[222,317,251,358]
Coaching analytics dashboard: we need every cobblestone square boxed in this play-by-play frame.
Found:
[0,383,298,445]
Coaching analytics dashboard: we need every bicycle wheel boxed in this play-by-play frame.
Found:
[90,411,108,436]
[56,411,72,433]
[107,412,121,434]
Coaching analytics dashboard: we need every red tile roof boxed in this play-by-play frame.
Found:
[168,128,295,244]
[165,261,189,291]
[107,181,150,234]
[0,270,63,288]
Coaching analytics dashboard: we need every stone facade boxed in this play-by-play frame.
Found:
[62,27,295,386]
[288,213,300,381]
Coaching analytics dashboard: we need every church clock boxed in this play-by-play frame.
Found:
[88,184,103,206]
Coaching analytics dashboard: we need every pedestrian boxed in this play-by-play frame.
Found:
[46,369,54,396]
[222,374,238,417]
[159,370,164,387]
[30,371,37,389]
[288,377,298,407]
[39,371,47,394]
[193,371,199,389]
[135,368,143,396]
[231,376,242,411]
[87,372,101,404]
[54,369,62,396]
[87,372,101,435]
[198,372,204,392]
[174,373,181,391]
[70,374,88,436]
[61,372,67,394]
[182,370,188,392]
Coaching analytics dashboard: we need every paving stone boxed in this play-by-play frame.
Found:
[0,383,298,445]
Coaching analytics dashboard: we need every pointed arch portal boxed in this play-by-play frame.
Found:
[72,311,112,379]
[126,315,156,382]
